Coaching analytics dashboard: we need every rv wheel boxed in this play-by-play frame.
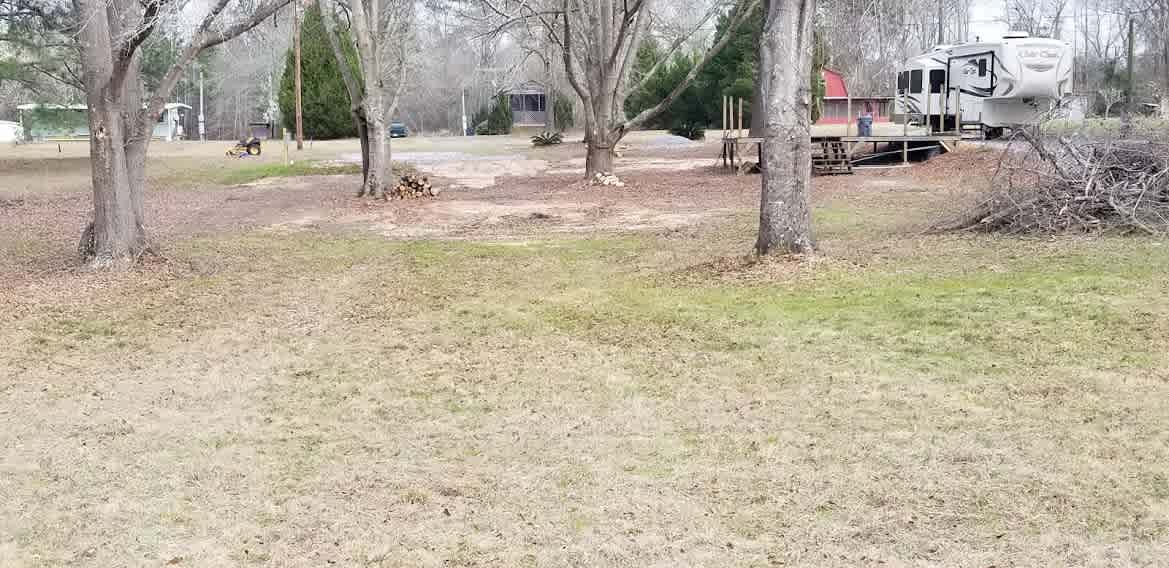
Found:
[982,126,1005,140]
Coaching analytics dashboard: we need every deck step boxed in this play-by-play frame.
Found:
[812,141,853,175]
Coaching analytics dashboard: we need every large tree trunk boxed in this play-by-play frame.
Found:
[77,0,148,266]
[755,0,816,256]
[355,110,370,183]
[585,140,614,178]
[363,104,389,199]
[584,92,617,178]
[83,102,148,265]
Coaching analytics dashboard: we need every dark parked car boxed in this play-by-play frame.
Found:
[390,122,408,138]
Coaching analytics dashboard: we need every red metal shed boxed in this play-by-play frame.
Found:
[817,68,893,125]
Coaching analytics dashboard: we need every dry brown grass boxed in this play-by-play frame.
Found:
[2,144,1168,567]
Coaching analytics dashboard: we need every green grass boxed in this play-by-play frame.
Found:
[213,159,421,185]
[5,214,1169,565]
[214,160,363,185]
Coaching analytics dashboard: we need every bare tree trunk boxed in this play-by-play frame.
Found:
[755,0,816,256]
[545,42,556,132]
[71,0,288,267]
[364,104,389,198]
[319,0,410,198]
[585,98,616,178]
[356,110,371,183]
[77,0,147,266]
[585,140,614,177]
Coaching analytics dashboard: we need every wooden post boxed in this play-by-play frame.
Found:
[902,140,908,164]
[293,0,304,151]
[846,95,852,137]
[737,97,744,139]
[942,85,950,133]
[902,90,909,136]
[925,84,932,135]
[954,88,962,149]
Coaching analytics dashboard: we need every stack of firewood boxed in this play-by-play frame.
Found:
[592,172,625,187]
[390,174,440,199]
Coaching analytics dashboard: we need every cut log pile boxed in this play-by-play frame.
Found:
[592,172,625,187]
[390,174,440,199]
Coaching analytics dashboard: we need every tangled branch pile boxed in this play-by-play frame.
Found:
[390,174,440,199]
[942,133,1169,234]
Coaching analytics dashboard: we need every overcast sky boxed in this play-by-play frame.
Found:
[968,0,1011,42]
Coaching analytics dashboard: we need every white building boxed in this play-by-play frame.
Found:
[16,102,192,142]
[0,120,22,143]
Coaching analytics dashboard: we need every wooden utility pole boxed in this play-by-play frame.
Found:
[1127,18,1136,103]
[1123,16,1135,137]
[294,0,305,150]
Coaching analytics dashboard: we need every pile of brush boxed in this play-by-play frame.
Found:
[939,132,1169,234]
[592,172,625,187]
[390,174,440,199]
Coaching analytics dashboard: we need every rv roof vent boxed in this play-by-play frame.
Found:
[1003,31,1030,39]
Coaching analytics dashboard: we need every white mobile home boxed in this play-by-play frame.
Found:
[0,121,21,143]
[893,33,1074,137]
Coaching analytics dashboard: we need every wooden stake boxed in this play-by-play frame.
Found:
[942,85,950,133]
[925,82,932,135]
[955,88,962,146]
[846,95,852,137]
[737,97,744,139]
[902,90,909,136]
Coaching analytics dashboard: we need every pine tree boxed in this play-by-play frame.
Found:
[697,6,827,127]
[278,5,357,140]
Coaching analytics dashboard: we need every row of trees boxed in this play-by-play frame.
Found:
[19,0,1169,265]
[0,0,845,265]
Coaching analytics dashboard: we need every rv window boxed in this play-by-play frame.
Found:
[910,69,922,94]
[929,69,945,93]
[897,71,908,91]
[978,59,987,77]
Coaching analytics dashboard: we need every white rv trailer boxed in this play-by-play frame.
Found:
[893,33,1074,137]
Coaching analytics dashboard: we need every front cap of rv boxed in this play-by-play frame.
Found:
[1003,35,1073,98]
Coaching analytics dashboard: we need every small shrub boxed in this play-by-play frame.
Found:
[531,131,563,146]
[472,94,514,135]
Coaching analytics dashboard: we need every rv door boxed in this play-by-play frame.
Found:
[951,53,994,99]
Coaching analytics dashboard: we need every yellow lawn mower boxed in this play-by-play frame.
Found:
[226,137,262,158]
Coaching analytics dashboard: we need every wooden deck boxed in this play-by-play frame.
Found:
[719,131,964,174]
